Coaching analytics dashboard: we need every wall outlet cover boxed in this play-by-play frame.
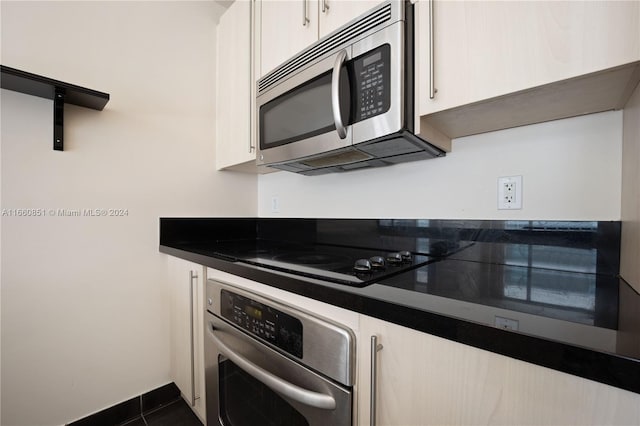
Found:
[270,196,280,213]
[495,316,519,331]
[498,175,523,210]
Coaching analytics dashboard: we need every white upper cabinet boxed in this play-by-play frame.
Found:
[416,0,640,142]
[318,0,382,38]
[216,0,255,170]
[419,0,640,116]
[258,0,383,77]
[259,0,320,77]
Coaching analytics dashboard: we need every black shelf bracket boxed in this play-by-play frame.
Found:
[54,88,65,151]
[1,65,110,151]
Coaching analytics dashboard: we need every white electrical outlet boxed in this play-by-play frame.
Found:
[270,196,280,213]
[495,316,519,331]
[498,176,523,210]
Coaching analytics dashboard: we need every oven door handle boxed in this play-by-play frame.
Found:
[210,329,337,410]
[331,49,348,139]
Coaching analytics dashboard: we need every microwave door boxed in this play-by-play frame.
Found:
[256,49,353,166]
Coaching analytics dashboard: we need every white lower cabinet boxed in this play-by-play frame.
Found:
[168,256,206,422]
[358,315,640,426]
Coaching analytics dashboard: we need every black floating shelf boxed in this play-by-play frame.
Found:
[1,65,109,151]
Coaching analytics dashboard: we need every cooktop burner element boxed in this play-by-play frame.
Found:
[205,240,443,287]
[273,252,351,270]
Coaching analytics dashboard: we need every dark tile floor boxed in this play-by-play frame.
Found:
[120,398,203,426]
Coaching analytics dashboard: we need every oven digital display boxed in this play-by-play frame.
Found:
[362,51,382,68]
[221,289,303,358]
[245,305,262,320]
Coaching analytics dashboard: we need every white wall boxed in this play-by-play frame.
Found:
[0,2,257,425]
[258,111,623,220]
[621,83,640,292]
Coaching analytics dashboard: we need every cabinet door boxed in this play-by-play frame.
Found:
[259,0,319,77]
[418,0,640,116]
[318,0,382,38]
[358,315,640,425]
[216,0,254,170]
[357,316,438,426]
[168,257,206,422]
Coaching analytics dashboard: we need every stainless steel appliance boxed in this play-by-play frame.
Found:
[256,0,444,175]
[205,279,355,425]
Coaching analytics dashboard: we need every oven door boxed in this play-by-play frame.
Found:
[205,311,353,426]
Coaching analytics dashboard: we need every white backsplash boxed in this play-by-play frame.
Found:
[258,110,623,220]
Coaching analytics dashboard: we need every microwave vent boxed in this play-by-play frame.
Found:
[258,2,393,95]
[300,148,372,169]
[358,138,422,157]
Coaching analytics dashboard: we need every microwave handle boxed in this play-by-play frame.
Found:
[331,49,348,139]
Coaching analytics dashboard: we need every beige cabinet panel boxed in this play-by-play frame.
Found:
[168,257,206,422]
[260,0,319,76]
[419,0,640,116]
[358,315,640,425]
[259,0,383,77]
[216,0,254,170]
[318,0,382,38]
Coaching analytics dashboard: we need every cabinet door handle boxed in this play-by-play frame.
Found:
[429,0,436,99]
[189,270,199,407]
[370,335,383,426]
[302,0,310,26]
[322,0,329,13]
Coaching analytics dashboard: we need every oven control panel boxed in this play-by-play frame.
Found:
[220,289,303,358]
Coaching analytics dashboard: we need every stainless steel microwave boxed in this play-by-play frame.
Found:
[256,0,445,175]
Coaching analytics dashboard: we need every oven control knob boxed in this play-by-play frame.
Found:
[399,251,412,262]
[207,298,213,306]
[354,258,372,272]
[386,252,403,265]
[369,256,386,269]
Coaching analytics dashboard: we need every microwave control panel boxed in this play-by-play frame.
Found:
[220,289,303,358]
[352,44,391,123]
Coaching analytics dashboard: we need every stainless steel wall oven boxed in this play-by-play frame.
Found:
[204,279,355,426]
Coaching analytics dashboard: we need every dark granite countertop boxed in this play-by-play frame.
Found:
[159,218,640,394]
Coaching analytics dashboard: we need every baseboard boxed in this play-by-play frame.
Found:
[66,382,180,426]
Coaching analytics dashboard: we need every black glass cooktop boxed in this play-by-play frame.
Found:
[197,239,452,286]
